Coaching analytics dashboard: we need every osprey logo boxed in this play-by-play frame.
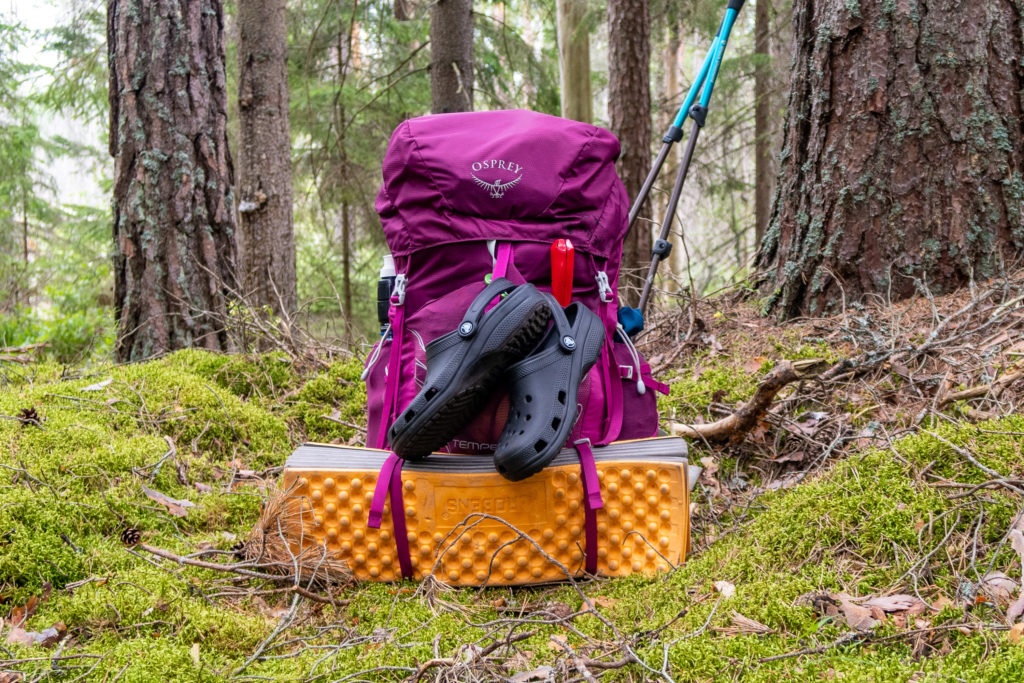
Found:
[470,159,523,199]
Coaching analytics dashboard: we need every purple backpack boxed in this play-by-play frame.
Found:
[364,109,666,455]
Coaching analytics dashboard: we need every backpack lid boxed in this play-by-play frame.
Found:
[375,109,630,260]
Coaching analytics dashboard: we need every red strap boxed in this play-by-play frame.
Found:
[574,439,603,575]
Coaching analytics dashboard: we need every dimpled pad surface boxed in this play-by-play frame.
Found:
[279,441,689,586]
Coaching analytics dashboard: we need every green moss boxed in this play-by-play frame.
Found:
[5,355,1024,681]
[285,358,366,443]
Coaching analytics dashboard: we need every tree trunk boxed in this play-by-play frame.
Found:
[608,0,651,306]
[237,0,296,317]
[757,0,1024,319]
[430,0,474,113]
[663,27,685,293]
[557,0,591,123]
[108,0,237,362]
[341,202,352,322]
[753,0,772,247]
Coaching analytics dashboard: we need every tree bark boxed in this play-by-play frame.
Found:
[556,0,591,123]
[608,0,651,306]
[430,0,474,113]
[237,0,296,317]
[108,0,237,362]
[757,0,1024,319]
[753,0,772,247]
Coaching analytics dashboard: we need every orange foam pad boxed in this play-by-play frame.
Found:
[280,437,690,586]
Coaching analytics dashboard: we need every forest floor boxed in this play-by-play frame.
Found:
[2,273,1024,682]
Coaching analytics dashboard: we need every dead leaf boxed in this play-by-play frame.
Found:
[6,622,65,648]
[742,356,768,373]
[142,485,195,517]
[790,411,830,437]
[1009,622,1024,645]
[548,634,569,652]
[591,595,620,610]
[713,580,736,599]
[194,482,213,493]
[1011,529,1024,565]
[80,379,111,391]
[748,419,771,444]
[190,642,200,666]
[798,593,878,631]
[773,450,807,464]
[864,594,929,614]
[1007,593,1024,625]
[839,600,879,631]
[9,595,39,627]
[511,666,554,682]
[981,572,1017,605]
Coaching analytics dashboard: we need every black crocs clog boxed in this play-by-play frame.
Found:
[388,278,552,459]
[493,298,606,481]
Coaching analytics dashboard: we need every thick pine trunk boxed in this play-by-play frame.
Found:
[757,0,1024,319]
[237,0,296,316]
[557,0,591,123]
[608,0,651,305]
[108,0,237,362]
[430,0,474,113]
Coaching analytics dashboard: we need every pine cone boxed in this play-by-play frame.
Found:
[120,527,142,546]
[17,407,41,427]
[0,671,25,682]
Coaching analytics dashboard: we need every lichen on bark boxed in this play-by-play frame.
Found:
[108,0,237,361]
[756,0,1024,319]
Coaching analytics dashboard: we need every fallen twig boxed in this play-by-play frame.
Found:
[133,544,349,606]
[670,359,826,441]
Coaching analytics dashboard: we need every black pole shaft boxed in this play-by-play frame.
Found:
[638,120,702,315]
[628,141,673,229]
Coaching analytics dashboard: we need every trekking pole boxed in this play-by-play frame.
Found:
[621,0,745,331]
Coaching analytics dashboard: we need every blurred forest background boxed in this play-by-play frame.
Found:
[0,0,789,363]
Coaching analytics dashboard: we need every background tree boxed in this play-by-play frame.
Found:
[430,0,474,113]
[608,0,651,303]
[237,0,296,317]
[752,0,772,245]
[757,0,1024,319]
[556,0,591,122]
[108,0,237,361]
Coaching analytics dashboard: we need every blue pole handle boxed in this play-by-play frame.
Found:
[698,7,739,109]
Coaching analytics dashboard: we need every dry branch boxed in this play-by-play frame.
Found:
[134,544,348,606]
[669,359,826,441]
[937,364,1024,407]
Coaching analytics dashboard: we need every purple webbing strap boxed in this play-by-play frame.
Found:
[373,294,406,450]
[599,338,623,444]
[484,243,516,314]
[574,439,603,575]
[367,452,413,579]
[493,242,512,278]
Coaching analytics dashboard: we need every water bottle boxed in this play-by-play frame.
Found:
[377,254,396,336]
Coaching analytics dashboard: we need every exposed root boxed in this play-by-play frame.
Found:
[669,359,827,442]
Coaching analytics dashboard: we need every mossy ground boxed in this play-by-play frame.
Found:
[2,347,1023,681]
